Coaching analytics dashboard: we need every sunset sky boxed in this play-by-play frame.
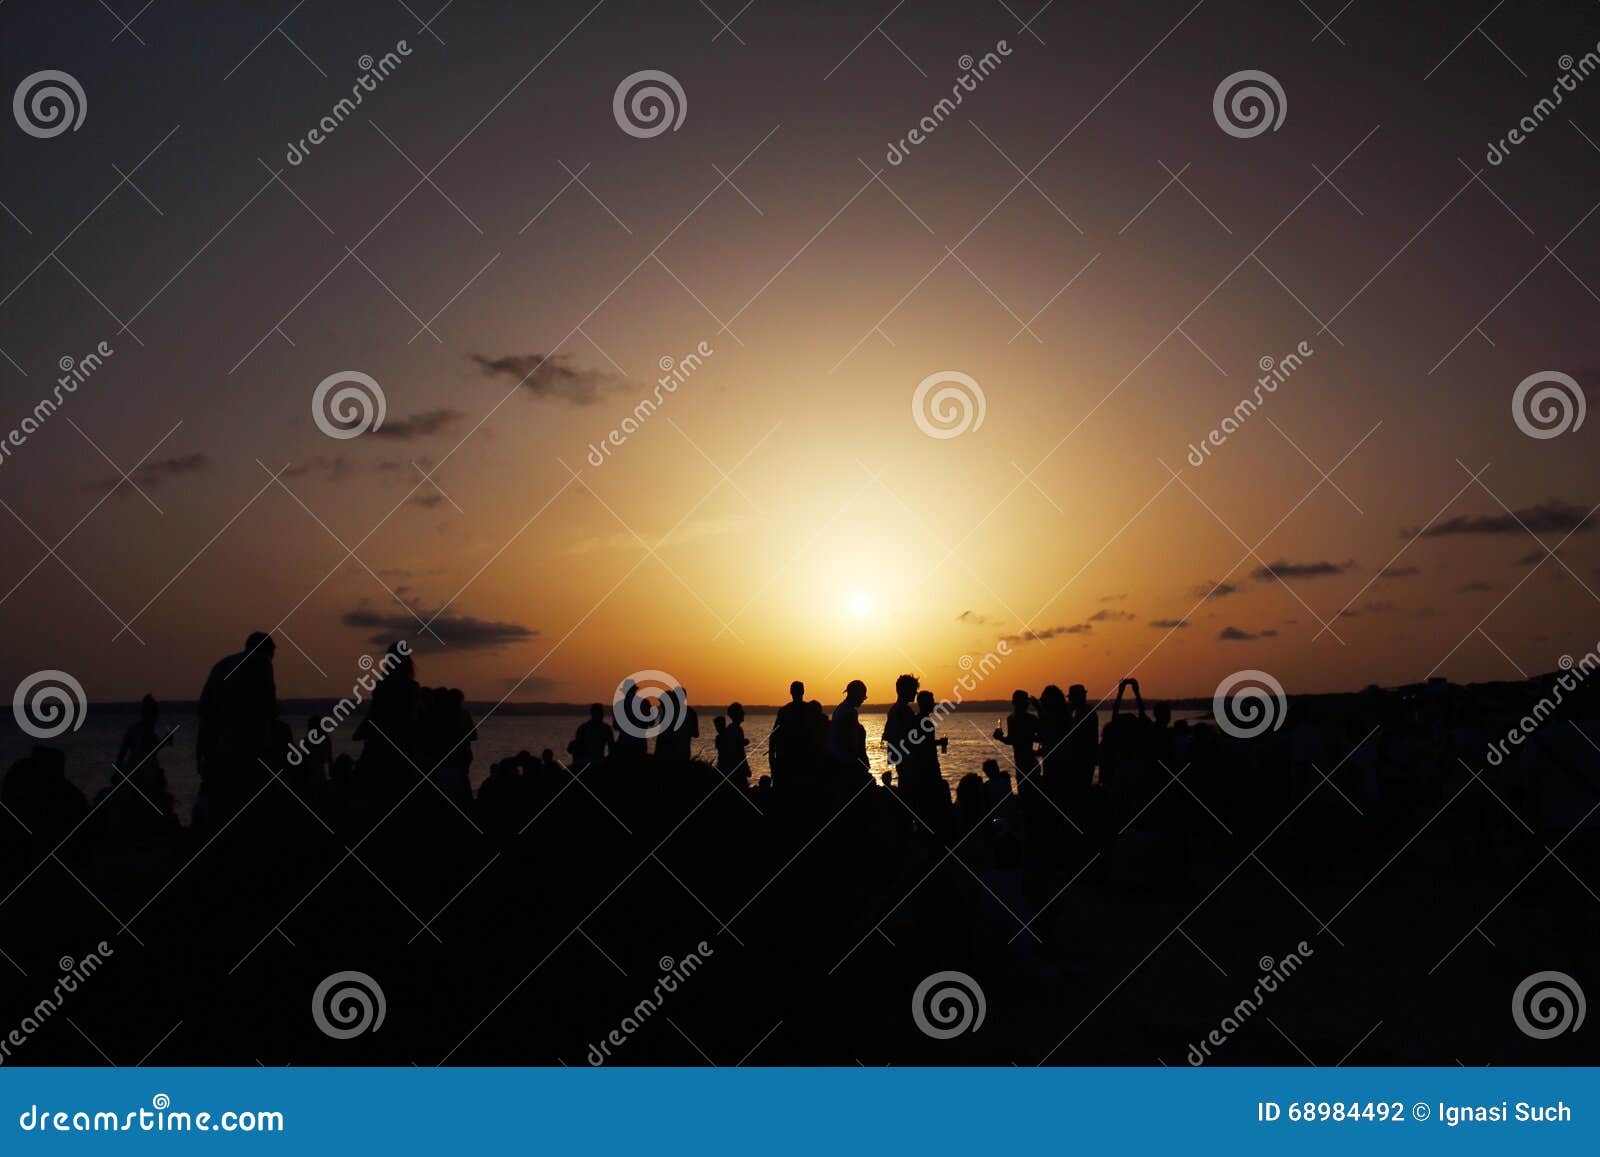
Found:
[2,0,1598,707]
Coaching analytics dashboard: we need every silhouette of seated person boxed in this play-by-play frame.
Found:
[2,746,88,854]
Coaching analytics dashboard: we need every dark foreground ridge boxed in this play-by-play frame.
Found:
[2,636,1597,1066]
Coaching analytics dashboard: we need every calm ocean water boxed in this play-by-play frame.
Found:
[3,702,1205,823]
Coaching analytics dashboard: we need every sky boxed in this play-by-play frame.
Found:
[2,0,1599,708]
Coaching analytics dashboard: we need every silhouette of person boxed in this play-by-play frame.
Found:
[613,680,649,759]
[770,680,811,788]
[352,642,419,803]
[994,689,1039,783]
[197,631,278,821]
[1063,682,1099,791]
[905,688,950,832]
[570,703,613,774]
[827,679,869,777]
[882,674,919,773]
[655,686,700,761]
[715,702,750,786]
[117,694,173,775]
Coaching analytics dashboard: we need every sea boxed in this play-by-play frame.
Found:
[2,702,1206,823]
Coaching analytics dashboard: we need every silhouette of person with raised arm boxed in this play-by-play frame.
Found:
[196,631,278,823]
[570,703,613,774]
[1102,677,1147,813]
[827,679,870,780]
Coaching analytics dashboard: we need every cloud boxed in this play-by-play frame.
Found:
[1364,601,1398,613]
[1098,593,1127,602]
[98,452,210,493]
[342,600,538,652]
[411,493,447,509]
[1192,581,1240,599]
[1413,499,1594,538]
[1087,609,1136,622]
[1511,548,1562,566]
[368,408,465,441]
[999,623,1091,645]
[1250,559,1354,581]
[1218,626,1256,641]
[957,610,996,625]
[282,455,355,482]
[1148,618,1189,629]
[1260,628,1278,637]
[471,352,619,404]
[1377,564,1421,579]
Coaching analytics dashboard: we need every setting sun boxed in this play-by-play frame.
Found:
[849,593,874,619]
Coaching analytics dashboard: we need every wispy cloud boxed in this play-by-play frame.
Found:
[1412,499,1594,538]
[97,452,210,494]
[1088,609,1136,622]
[1219,626,1256,641]
[1192,580,1240,599]
[1377,564,1421,579]
[1148,618,1189,629]
[471,352,619,405]
[342,600,538,652]
[369,407,465,440]
[999,623,1091,645]
[1250,559,1355,581]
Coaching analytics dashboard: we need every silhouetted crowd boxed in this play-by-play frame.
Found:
[3,631,1597,1065]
